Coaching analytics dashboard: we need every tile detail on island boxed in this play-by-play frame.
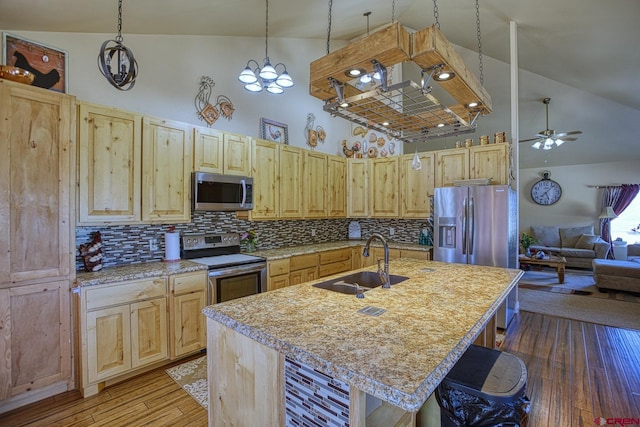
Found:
[285,357,350,426]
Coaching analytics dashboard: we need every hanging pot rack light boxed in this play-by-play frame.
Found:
[98,0,138,91]
[310,1,491,143]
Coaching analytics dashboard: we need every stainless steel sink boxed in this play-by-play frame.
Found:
[312,271,409,294]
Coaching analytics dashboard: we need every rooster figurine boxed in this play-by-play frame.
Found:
[304,113,326,149]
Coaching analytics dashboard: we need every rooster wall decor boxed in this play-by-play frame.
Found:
[304,113,327,150]
[194,76,235,126]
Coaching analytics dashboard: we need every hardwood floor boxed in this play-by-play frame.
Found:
[2,312,639,426]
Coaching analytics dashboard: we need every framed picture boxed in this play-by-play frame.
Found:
[2,32,68,93]
[260,118,288,144]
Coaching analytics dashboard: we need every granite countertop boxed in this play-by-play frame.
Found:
[75,260,208,287]
[252,240,432,260]
[203,258,522,412]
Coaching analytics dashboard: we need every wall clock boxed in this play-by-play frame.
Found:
[531,171,562,205]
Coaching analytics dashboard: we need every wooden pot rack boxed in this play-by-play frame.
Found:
[309,23,492,143]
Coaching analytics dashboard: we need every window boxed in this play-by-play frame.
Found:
[610,194,640,244]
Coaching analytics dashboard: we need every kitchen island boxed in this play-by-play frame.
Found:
[203,258,523,426]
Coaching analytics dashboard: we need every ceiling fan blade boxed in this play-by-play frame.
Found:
[555,130,582,138]
[560,137,578,141]
[518,137,543,143]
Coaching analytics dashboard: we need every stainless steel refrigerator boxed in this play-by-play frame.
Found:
[433,184,518,327]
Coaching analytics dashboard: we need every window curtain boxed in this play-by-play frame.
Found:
[600,184,640,243]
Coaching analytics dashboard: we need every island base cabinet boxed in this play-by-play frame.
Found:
[206,319,417,427]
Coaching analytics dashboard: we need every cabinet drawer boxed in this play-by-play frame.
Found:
[173,272,206,295]
[319,248,351,265]
[268,259,290,277]
[319,260,352,278]
[400,249,431,260]
[85,277,167,311]
[290,253,318,271]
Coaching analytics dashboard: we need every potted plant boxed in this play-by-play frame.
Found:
[241,229,258,253]
[520,233,536,257]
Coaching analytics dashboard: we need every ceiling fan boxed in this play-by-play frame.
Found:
[520,97,582,150]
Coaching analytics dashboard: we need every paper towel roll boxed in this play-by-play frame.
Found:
[165,232,180,261]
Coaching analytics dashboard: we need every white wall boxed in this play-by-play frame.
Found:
[519,160,640,234]
[7,30,353,156]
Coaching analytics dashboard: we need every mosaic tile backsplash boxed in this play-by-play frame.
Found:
[75,211,430,270]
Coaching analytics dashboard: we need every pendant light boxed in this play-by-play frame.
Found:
[238,0,294,94]
[411,146,422,171]
[98,0,138,90]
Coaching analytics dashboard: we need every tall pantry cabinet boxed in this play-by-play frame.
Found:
[0,80,76,411]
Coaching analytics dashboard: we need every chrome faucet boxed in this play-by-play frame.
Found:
[363,233,390,288]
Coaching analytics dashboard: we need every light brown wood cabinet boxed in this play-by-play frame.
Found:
[169,271,207,358]
[193,128,252,176]
[327,155,347,217]
[267,258,291,291]
[400,249,432,260]
[319,248,353,277]
[279,145,303,218]
[77,102,142,224]
[142,116,193,223]
[347,158,369,217]
[246,138,279,220]
[435,144,509,187]
[362,247,401,267]
[303,151,328,218]
[400,152,435,218]
[370,157,400,217]
[0,81,75,409]
[79,276,169,397]
[289,253,319,286]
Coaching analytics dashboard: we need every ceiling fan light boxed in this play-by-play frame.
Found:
[532,141,542,149]
[555,139,565,146]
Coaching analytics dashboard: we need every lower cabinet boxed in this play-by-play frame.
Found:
[79,271,206,397]
[319,248,352,278]
[289,254,319,286]
[169,271,207,358]
[267,259,290,291]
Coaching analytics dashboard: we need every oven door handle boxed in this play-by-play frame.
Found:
[208,263,267,279]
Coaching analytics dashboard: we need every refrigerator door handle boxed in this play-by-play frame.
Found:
[462,197,467,255]
[468,197,475,255]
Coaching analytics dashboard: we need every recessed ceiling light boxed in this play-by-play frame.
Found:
[466,101,480,108]
[346,68,365,77]
[437,123,445,128]
[435,70,455,81]
[382,121,390,126]
[340,102,349,108]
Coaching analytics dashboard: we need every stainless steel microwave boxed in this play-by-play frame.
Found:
[192,172,253,211]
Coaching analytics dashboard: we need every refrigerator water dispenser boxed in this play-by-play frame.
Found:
[438,217,456,248]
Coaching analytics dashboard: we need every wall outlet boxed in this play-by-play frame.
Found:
[149,238,159,251]
[311,229,317,237]
[389,227,395,236]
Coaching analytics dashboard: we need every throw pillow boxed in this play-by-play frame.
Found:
[560,225,595,248]
[531,225,560,247]
[575,234,598,250]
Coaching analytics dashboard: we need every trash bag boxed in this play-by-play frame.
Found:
[436,381,530,427]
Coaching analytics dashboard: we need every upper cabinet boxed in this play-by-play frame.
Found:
[327,155,347,218]
[369,157,399,218]
[278,145,303,219]
[400,152,435,218]
[142,117,193,223]
[249,138,280,220]
[435,144,510,187]
[347,158,369,218]
[0,81,75,284]
[303,151,328,218]
[193,128,251,176]
[77,102,142,224]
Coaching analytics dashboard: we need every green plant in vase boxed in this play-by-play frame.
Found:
[520,233,536,257]
[241,229,258,252]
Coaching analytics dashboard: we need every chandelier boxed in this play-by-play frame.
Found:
[238,0,294,94]
[98,0,138,91]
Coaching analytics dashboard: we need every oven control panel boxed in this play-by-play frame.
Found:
[181,233,240,250]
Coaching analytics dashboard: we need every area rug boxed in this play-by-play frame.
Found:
[518,269,640,331]
[166,356,208,409]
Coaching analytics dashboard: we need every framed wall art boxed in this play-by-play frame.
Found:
[260,118,289,144]
[2,32,68,93]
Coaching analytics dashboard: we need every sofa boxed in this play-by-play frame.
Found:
[528,225,610,269]
[593,244,640,294]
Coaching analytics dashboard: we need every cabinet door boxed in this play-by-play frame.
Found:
[400,249,431,260]
[193,127,223,174]
[223,132,252,176]
[172,291,206,357]
[87,305,132,383]
[304,151,327,218]
[0,82,74,284]
[268,274,290,291]
[328,155,347,217]
[347,159,369,217]
[469,144,508,185]
[251,139,279,219]
[370,157,399,217]
[363,248,401,267]
[435,149,469,187]
[131,298,168,368]
[400,152,434,218]
[77,102,142,224]
[0,281,71,399]
[142,117,193,223]
[278,145,303,218]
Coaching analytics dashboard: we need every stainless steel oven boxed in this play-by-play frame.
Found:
[181,233,267,304]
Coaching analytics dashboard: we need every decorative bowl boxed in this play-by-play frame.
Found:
[0,65,35,85]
